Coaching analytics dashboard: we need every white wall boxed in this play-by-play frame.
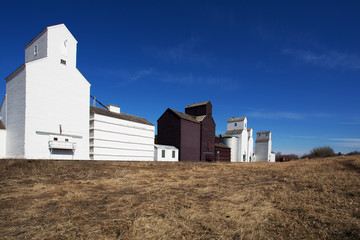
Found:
[47,24,77,68]
[240,130,248,162]
[255,131,273,162]
[227,117,247,130]
[270,153,275,162]
[24,59,90,160]
[154,145,178,162]
[5,66,26,158]
[247,129,254,162]
[0,130,6,158]
[90,113,155,161]
[255,141,271,162]
[221,136,238,162]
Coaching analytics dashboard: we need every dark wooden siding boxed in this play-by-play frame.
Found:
[157,109,181,153]
[185,102,212,116]
[180,119,201,161]
[215,145,231,162]
[200,115,215,162]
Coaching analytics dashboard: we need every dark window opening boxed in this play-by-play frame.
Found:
[172,150,175,158]
[162,150,165,158]
[54,137,58,141]
[34,45,38,56]
[60,59,66,65]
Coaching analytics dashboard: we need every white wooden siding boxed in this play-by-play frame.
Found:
[5,67,26,158]
[90,113,155,161]
[154,145,178,161]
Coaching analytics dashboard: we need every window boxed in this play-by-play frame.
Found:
[245,123,247,128]
[162,150,165,158]
[54,137,58,141]
[65,139,69,142]
[60,59,66,65]
[34,45,38,56]
[234,123,237,126]
[172,150,175,158]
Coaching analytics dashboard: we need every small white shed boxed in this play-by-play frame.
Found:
[154,144,178,162]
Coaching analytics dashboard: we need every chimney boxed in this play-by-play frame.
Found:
[107,104,120,113]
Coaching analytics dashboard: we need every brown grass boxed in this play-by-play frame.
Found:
[1,156,360,239]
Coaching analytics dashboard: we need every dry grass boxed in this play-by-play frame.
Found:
[1,156,360,239]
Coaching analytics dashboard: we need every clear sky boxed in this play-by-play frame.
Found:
[1,1,359,155]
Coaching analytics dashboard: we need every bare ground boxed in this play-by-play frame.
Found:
[1,156,360,239]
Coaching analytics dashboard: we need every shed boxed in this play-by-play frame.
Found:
[215,142,231,162]
[154,144,178,161]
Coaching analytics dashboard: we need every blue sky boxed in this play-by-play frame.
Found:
[1,0,360,155]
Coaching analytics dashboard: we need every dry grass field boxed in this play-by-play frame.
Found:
[1,156,360,239]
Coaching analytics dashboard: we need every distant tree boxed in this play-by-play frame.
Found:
[346,151,360,156]
[276,152,299,162]
[308,146,335,159]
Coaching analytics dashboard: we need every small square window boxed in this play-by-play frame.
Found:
[60,59,66,65]
[65,139,69,142]
[54,137,58,141]
[162,150,165,158]
[172,150,175,158]
[34,45,38,56]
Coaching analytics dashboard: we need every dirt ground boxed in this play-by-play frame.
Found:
[1,156,360,239]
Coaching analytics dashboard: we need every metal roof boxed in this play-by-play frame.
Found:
[219,134,237,138]
[185,101,210,108]
[195,115,206,122]
[225,129,244,135]
[257,131,271,134]
[168,108,200,124]
[90,106,154,126]
[215,143,230,149]
[155,144,178,150]
[227,117,246,123]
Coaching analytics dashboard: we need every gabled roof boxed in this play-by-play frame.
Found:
[215,143,230,149]
[155,144,178,150]
[24,24,76,49]
[195,115,206,122]
[257,131,271,134]
[185,101,210,108]
[219,134,237,138]
[5,64,25,81]
[0,120,5,130]
[225,129,244,135]
[90,106,154,126]
[168,109,200,124]
[228,117,246,123]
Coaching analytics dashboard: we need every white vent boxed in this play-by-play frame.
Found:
[107,104,120,113]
